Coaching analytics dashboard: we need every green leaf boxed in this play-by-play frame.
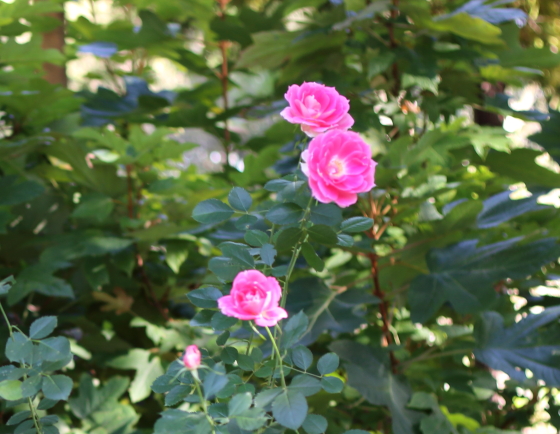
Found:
[29,316,57,339]
[340,217,374,233]
[289,375,321,397]
[485,148,560,188]
[211,312,238,331]
[301,242,324,272]
[235,408,268,431]
[165,240,189,274]
[286,278,379,343]
[228,187,252,212]
[254,388,282,408]
[219,242,255,268]
[107,349,163,403]
[42,375,73,400]
[266,203,304,225]
[221,347,239,365]
[6,332,33,363]
[186,287,223,308]
[529,109,560,164]
[302,414,328,434]
[209,257,243,282]
[280,311,309,350]
[71,193,114,222]
[0,275,15,295]
[154,410,212,434]
[68,374,130,420]
[275,227,304,252]
[235,214,258,230]
[0,176,45,206]
[474,307,560,385]
[330,341,422,434]
[291,346,313,370]
[21,375,42,398]
[307,225,338,245]
[420,12,503,44]
[260,243,277,266]
[203,364,228,399]
[165,384,192,406]
[192,199,234,224]
[272,390,308,430]
[0,379,23,400]
[310,203,343,226]
[410,237,560,323]
[13,420,34,434]
[37,336,71,362]
[7,411,31,426]
[477,190,545,229]
[9,264,74,304]
[228,392,252,416]
[237,354,255,371]
[245,230,270,247]
[321,376,343,393]
[217,331,230,346]
[317,353,339,375]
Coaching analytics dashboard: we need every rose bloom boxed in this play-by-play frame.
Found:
[217,270,288,327]
[280,82,354,137]
[302,130,376,208]
[183,344,201,370]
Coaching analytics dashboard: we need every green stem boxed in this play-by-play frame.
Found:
[280,196,314,309]
[0,301,13,339]
[28,397,44,434]
[194,376,215,433]
[265,327,286,389]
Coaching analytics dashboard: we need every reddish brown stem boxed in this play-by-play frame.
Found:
[369,253,399,374]
[136,254,170,321]
[217,1,231,155]
[387,0,400,97]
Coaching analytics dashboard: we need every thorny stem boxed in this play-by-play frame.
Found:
[369,253,399,374]
[194,376,215,433]
[366,194,398,373]
[28,397,44,434]
[280,196,314,309]
[266,326,287,389]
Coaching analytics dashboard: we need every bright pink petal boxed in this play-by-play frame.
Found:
[255,307,288,327]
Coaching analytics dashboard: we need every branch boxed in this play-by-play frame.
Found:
[386,0,400,97]
[217,1,231,159]
[369,252,399,374]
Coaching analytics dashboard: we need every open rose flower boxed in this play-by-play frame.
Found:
[302,130,376,208]
[183,345,201,370]
[280,82,354,137]
[217,270,288,327]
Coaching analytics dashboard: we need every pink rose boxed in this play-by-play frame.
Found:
[217,270,288,327]
[302,130,376,208]
[280,82,354,137]
[183,344,201,370]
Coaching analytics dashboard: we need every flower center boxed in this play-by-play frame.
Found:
[328,157,345,178]
[303,95,321,117]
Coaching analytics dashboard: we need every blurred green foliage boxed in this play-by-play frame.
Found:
[2,0,560,433]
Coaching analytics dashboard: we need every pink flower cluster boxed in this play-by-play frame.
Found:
[280,82,376,208]
[217,270,287,327]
